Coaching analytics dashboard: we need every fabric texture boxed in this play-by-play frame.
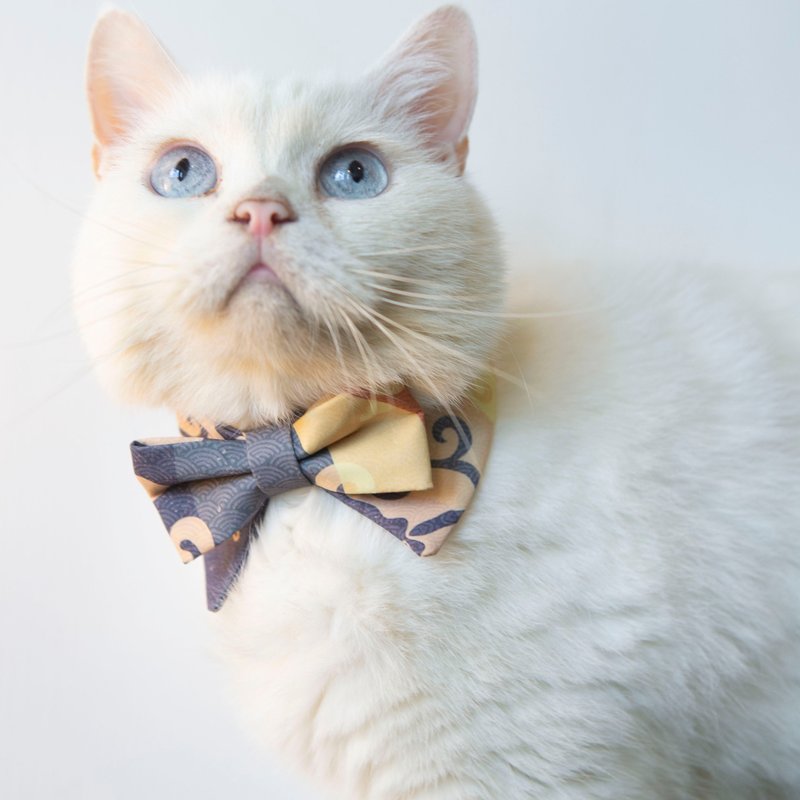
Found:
[131,384,495,610]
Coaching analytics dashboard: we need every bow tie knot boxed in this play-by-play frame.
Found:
[245,425,312,497]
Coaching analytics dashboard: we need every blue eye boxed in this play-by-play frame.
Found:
[318,147,389,199]
[150,145,217,198]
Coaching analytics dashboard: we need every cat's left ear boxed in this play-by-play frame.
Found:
[86,10,183,177]
[370,5,477,174]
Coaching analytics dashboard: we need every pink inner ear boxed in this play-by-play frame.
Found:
[374,6,478,151]
[428,21,477,146]
[86,10,182,150]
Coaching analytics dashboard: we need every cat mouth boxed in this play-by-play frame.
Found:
[222,250,298,311]
[242,261,282,285]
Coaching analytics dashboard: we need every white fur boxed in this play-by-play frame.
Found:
[215,271,800,799]
[73,7,800,799]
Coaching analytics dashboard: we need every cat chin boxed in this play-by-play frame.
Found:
[95,318,480,429]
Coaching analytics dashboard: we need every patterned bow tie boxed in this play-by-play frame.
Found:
[131,384,494,611]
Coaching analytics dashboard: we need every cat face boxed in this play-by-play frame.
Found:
[72,7,504,426]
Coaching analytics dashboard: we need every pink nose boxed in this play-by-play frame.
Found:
[232,198,295,237]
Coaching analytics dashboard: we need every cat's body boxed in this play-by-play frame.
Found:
[73,7,799,799]
[218,270,800,799]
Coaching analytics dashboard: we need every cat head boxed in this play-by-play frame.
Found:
[72,6,504,426]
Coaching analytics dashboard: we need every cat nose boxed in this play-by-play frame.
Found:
[232,198,295,237]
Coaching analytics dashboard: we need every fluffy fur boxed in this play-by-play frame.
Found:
[73,7,800,799]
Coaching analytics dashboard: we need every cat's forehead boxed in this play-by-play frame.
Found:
[136,72,389,173]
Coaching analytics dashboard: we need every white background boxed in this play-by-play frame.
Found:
[1,1,798,798]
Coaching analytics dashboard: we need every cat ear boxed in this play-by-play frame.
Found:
[371,5,477,173]
[86,9,182,176]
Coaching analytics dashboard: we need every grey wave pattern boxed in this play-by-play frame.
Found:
[154,475,265,549]
[429,416,480,487]
[298,450,334,482]
[328,490,425,553]
[410,509,463,537]
[288,429,334,481]
[179,540,202,560]
[177,418,244,441]
[214,422,244,440]
[204,524,254,611]
[246,425,311,497]
[131,438,249,485]
[153,490,198,527]
[291,429,312,458]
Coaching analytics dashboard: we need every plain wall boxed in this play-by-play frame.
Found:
[1,1,798,798]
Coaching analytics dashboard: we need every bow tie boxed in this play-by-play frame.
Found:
[131,385,494,611]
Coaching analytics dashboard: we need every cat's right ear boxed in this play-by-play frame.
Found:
[86,10,182,178]
[369,6,478,174]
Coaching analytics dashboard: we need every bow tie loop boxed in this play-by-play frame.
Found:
[130,436,249,492]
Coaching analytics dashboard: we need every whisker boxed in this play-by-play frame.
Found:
[319,307,349,383]
[10,164,178,253]
[13,168,175,252]
[96,213,176,249]
[505,343,535,410]
[71,264,174,300]
[36,266,176,327]
[72,279,175,310]
[335,307,379,407]
[488,365,528,391]
[375,296,599,320]
[352,251,496,283]
[356,239,497,258]
[4,295,163,349]
[345,294,532,397]
[110,256,177,267]
[6,161,177,252]
[82,221,174,251]
[306,305,322,356]
[343,296,476,436]
[364,282,472,302]
[338,294,464,407]
[348,299,479,369]
[20,364,100,418]
[14,331,164,424]
[349,269,448,289]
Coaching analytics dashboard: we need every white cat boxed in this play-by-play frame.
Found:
[72,6,800,799]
